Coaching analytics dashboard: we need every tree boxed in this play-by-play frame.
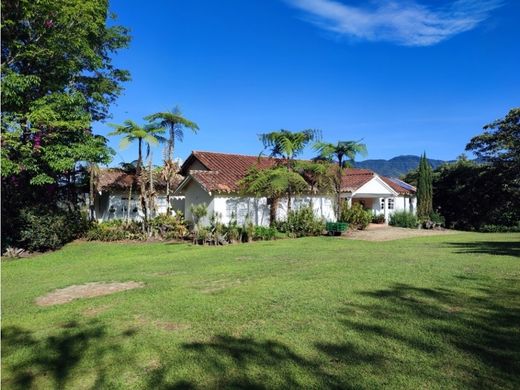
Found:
[416,153,433,219]
[259,129,320,211]
[108,120,166,174]
[314,140,367,219]
[294,160,335,205]
[144,107,199,214]
[144,107,199,162]
[108,120,166,227]
[240,166,308,226]
[1,0,130,249]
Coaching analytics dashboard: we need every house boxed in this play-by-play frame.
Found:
[92,168,185,221]
[174,151,416,225]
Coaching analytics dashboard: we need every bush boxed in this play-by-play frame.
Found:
[18,207,90,251]
[340,203,371,230]
[389,211,418,228]
[478,224,520,233]
[253,226,278,241]
[429,211,445,226]
[149,213,188,240]
[276,206,325,237]
[372,213,385,224]
[86,220,144,241]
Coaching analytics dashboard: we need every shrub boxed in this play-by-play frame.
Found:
[429,211,445,226]
[389,211,418,228]
[18,208,90,251]
[149,213,188,240]
[276,206,325,237]
[340,203,371,230]
[253,226,278,241]
[86,220,144,241]
[190,203,208,228]
[372,213,385,224]
[225,213,242,243]
[478,224,520,233]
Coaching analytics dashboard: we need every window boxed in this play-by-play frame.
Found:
[381,198,395,210]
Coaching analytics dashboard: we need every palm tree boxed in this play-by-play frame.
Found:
[294,160,335,204]
[314,140,368,218]
[144,107,199,214]
[108,120,166,175]
[145,107,199,162]
[259,129,320,211]
[108,120,166,226]
[240,166,308,226]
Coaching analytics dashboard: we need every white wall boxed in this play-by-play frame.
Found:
[95,191,185,222]
[183,180,214,225]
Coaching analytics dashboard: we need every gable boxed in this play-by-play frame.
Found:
[354,176,397,196]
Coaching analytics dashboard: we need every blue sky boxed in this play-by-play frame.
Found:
[95,0,520,166]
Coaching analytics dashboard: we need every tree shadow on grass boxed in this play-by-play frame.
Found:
[340,281,520,389]
[447,240,520,257]
[1,320,134,390]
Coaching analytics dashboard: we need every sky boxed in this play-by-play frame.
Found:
[95,0,520,166]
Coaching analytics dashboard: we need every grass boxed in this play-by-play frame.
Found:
[2,232,520,389]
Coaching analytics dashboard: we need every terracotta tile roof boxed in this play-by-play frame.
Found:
[340,170,375,192]
[181,151,411,194]
[97,169,183,192]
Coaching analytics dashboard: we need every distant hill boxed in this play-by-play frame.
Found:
[353,155,448,177]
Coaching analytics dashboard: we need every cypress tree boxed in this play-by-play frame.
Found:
[417,153,433,219]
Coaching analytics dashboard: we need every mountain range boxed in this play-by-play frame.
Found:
[353,155,448,178]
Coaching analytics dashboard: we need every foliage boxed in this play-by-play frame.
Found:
[190,203,208,228]
[148,214,188,240]
[276,206,325,237]
[259,129,320,163]
[240,166,309,225]
[86,220,144,242]
[144,106,199,162]
[108,120,166,171]
[433,155,519,230]
[389,211,418,229]
[253,226,278,241]
[294,160,335,195]
[371,213,386,224]
[340,203,372,230]
[314,140,368,218]
[428,211,445,227]
[17,208,90,251]
[478,224,520,233]
[226,213,242,243]
[1,0,130,248]
[416,153,433,219]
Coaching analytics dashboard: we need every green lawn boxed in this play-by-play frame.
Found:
[2,233,520,389]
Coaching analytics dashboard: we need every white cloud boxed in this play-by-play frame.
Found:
[287,0,503,46]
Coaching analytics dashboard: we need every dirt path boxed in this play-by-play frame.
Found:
[36,281,144,306]
[345,224,459,241]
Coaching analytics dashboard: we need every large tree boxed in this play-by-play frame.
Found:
[313,140,367,219]
[144,107,199,214]
[259,129,320,211]
[1,0,130,249]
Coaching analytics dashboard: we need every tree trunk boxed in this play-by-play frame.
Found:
[89,164,95,221]
[269,197,279,226]
[127,184,132,221]
[137,138,147,231]
[165,127,176,215]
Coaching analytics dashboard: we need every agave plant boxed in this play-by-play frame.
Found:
[3,247,26,258]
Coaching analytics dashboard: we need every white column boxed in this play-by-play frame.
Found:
[347,196,352,207]
[384,197,389,223]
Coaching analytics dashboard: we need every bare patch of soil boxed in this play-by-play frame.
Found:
[345,224,459,242]
[36,281,144,306]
